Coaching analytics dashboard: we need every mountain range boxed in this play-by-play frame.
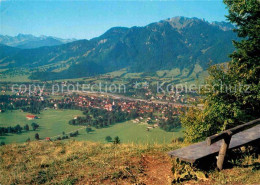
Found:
[0,34,76,49]
[0,17,238,80]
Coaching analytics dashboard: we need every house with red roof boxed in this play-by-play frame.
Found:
[26,115,38,120]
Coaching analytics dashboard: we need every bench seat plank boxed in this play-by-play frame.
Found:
[168,124,260,163]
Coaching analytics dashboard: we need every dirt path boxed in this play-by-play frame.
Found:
[140,154,174,185]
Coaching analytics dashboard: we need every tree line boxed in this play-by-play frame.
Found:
[69,107,139,128]
[0,123,39,136]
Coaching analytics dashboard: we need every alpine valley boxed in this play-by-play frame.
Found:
[0,16,237,81]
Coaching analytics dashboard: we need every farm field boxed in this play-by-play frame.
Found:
[0,109,84,144]
[75,121,183,144]
[0,109,183,144]
[0,74,31,82]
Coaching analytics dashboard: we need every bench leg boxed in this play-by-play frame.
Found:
[217,136,231,170]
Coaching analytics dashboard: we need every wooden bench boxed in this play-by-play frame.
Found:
[168,118,260,170]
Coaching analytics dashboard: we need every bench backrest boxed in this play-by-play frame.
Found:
[207,118,260,146]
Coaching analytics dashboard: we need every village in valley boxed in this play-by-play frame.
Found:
[0,80,191,144]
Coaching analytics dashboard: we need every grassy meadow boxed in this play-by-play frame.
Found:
[0,141,259,185]
[0,109,84,144]
[76,121,183,144]
[0,109,182,144]
[0,74,31,82]
[0,64,208,85]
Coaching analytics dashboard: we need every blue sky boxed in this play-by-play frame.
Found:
[0,0,228,39]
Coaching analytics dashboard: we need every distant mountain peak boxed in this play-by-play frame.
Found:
[211,21,236,31]
[156,16,234,32]
[167,16,201,22]
[159,16,208,30]
[0,34,77,49]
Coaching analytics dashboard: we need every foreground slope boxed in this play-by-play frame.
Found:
[0,141,259,184]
